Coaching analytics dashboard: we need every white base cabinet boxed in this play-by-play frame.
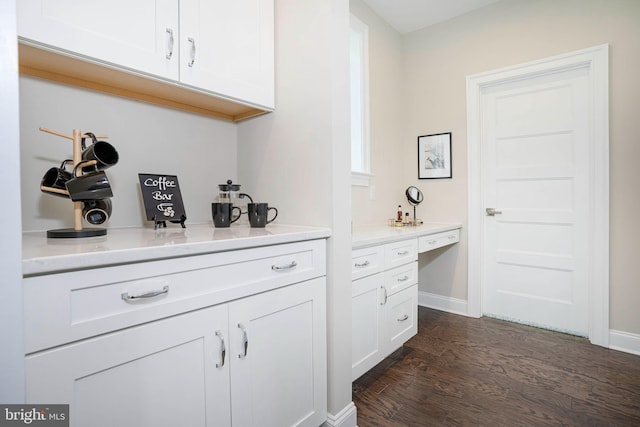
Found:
[24,240,327,427]
[351,239,418,381]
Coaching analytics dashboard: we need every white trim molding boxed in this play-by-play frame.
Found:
[466,44,610,347]
[418,292,469,317]
[323,401,357,427]
[609,330,640,357]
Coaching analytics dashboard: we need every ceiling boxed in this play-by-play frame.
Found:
[361,0,500,34]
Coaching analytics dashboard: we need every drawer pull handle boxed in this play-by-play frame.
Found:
[215,331,226,368]
[354,260,370,268]
[398,275,410,282]
[428,240,437,244]
[165,28,174,59]
[397,250,410,256]
[121,285,169,302]
[271,260,298,271]
[238,324,248,359]
[380,286,388,306]
[448,235,457,240]
[397,314,409,322]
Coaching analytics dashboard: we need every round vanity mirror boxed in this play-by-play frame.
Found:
[406,186,423,205]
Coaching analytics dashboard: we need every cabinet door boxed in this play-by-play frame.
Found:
[26,306,231,427]
[229,278,326,427]
[179,0,274,108]
[351,273,384,381]
[18,0,179,80]
[382,284,418,356]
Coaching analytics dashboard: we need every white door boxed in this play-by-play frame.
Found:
[481,67,590,335]
[179,0,274,108]
[26,306,231,427]
[229,278,327,427]
[18,0,179,80]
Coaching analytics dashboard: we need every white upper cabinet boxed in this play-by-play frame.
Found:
[180,0,274,108]
[17,0,180,80]
[17,0,274,119]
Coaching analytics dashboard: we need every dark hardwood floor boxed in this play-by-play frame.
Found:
[353,307,640,426]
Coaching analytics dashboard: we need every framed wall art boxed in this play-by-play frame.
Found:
[417,132,452,179]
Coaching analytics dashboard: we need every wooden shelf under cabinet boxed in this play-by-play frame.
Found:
[18,43,270,123]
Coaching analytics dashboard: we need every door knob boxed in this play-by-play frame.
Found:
[486,208,503,216]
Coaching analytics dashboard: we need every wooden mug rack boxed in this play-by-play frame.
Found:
[40,127,110,238]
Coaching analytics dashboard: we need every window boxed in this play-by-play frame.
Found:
[350,14,372,186]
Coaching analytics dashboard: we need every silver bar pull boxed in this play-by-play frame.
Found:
[397,314,409,322]
[397,275,410,282]
[486,208,503,216]
[397,250,410,256]
[238,324,248,359]
[121,285,169,302]
[215,331,226,368]
[188,37,196,67]
[354,260,370,268]
[380,286,388,306]
[271,261,298,271]
[166,28,174,59]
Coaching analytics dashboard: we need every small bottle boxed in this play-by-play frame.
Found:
[397,205,402,221]
[405,212,410,225]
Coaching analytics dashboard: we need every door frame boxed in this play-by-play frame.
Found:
[466,45,610,347]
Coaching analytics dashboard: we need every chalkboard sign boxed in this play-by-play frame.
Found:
[138,173,187,228]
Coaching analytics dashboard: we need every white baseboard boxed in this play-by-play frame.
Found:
[323,402,357,427]
[418,291,469,316]
[418,291,640,357]
[609,329,640,356]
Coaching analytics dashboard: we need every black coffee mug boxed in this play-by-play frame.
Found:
[65,160,113,201]
[81,132,119,172]
[212,202,241,228]
[40,159,73,198]
[247,203,277,228]
[83,199,112,225]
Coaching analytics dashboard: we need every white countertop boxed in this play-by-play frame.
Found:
[22,223,331,276]
[352,222,462,249]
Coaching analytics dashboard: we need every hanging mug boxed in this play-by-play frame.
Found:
[65,160,113,201]
[81,132,119,172]
[40,159,73,198]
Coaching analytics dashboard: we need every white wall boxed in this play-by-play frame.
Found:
[19,77,238,231]
[0,0,25,403]
[238,0,354,422]
[349,0,406,227]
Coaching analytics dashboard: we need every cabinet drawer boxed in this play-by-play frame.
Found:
[384,238,418,269]
[384,284,418,353]
[24,239,325,353]
[351,245,384,280]
[418,229,460,253]
[384,261,417,296]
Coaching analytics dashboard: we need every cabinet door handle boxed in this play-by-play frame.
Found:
[397,275,410,282]
[215,330,226,368]
[397,250,410,256]
[166,28,174,60]
[397,314,409,322]
[188,37,196,67]
[271,260,298,271]
[238,323,248,359]
[121,285,169,302]
[354,260,370,268]
[448,235,457,240]
[428,240,437,245]
[380,286,388,306]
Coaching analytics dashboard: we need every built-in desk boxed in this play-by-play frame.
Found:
[351,222,461,380]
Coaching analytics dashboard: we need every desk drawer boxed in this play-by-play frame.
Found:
[384,261,417,296]
[351,245,384,280]
[24,239,326,353]
[384,238,417,269]
[418,229,460,253]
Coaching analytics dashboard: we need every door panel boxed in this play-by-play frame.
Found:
[482,67,589,335]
